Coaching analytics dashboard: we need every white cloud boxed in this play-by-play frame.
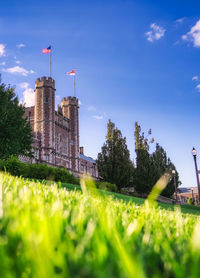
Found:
[196,84,200,92]
[174,40,180,46]
[182,20,200,47]
[3,66,35,76]
[176,18,185,24]
[192,76,199,81]
[145,23,166,42]
[78,100,82,105]
[88,105,96,111]
[93,115,103,120]
[0,44,6,57]
[16,60,21,64]
[16,43,25,48]
[19,82,29,89]
[19,82,35,107]
[0,61,6,66]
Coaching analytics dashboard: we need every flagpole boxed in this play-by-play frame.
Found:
[49,50,52,77]
[74,74,76,97]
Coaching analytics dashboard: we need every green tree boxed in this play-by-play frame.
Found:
[97,120,134,189]
[134,122,155,195]
[152,144,180,197]
[134,122,154,151]
[134,121,181,197]
[0,83,33,159]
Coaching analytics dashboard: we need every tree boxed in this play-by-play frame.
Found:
[133,122,155,195]
[97,120,134,189]
[152,144,180,197]
[134,121,181,198]
[0,83,33,160]
[134,122,154,151]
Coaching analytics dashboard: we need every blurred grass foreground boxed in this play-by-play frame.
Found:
[0,172,200,278]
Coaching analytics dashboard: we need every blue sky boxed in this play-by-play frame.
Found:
[1,0,200,186]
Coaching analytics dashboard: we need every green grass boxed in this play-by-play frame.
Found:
[1,172,200,277]
[56,181,200,216]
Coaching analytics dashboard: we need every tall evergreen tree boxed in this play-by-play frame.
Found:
[134,122,155,195]
[97,120,134,189]
[152,144,180,197]
[0,83,33,159]
[134,121,181,198]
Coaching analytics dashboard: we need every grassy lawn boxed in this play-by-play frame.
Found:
[56,181,200,216]
[1,172,200,278]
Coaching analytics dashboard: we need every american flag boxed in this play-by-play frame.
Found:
[42,46,51,53]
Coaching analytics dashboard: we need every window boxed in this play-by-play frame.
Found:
[62,146,67,154]
[80,164,84,172]
[28,111,31,122]
[34,148,38,159]
[45,97,48,103]
[44,155,49,162]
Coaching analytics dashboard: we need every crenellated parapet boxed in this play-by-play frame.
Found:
[35,76,55,90]
[61,96,78,108]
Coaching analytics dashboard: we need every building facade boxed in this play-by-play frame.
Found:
[177,187,199,204]
[23,76,98,179]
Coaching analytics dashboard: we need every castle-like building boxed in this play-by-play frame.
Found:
[23,76,98,179]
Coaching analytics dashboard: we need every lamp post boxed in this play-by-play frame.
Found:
[192,147,200,204]
[191,189,194,204]
[172,170,178,203]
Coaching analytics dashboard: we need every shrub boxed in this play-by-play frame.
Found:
[96,181,117,192]
[28,164,52,180]
[54,167,79,185]
[0,156,28,177]
[0,156,79,185]
[187,197,195,206]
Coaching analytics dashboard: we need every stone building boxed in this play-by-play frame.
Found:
[23,76,98,179]
[79,147,98,177]
[177,187,199,204]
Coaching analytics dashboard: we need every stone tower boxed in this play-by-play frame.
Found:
[34,77,55,164]
[61,97,80,172]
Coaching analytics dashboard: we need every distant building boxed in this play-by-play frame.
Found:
[79,147,98,177]
[177,187,198,204]
[21,76,98,179]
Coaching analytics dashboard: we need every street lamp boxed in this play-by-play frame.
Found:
[191,189,194,204]
[172,169,178,203]
[192,147,200,204]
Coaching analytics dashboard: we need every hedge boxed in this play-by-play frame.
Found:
[96,181,117,192]
[0,157,118,193]
[0,156,79,185]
